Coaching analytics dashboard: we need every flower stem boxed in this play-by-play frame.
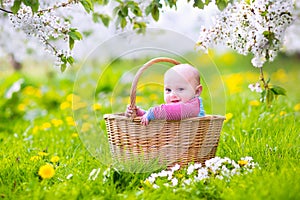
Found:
[259,67,268,90]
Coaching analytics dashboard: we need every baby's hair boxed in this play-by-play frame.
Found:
[167,64,200,86]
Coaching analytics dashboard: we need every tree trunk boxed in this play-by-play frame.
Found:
[9,53,22,71]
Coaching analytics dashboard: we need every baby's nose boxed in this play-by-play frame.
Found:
[170,90,177,96]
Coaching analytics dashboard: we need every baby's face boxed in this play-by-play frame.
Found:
[164,70,201,104]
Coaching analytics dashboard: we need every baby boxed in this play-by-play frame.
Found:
[126,63,205,125]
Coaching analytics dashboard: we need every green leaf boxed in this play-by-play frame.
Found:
[193,0,204,9]
[151,4,159,21]
[94,0,109,5]
[92,13,111,27]
[80,0,94,13]
[68,29,82,50]
[266,89,274,105]
[67,56,74,65]
[68,29,83,41]
[23,0,39,12]
[145,4,152,16]
[61,63,67,72]
[263,30,275,43]
[120,16,127,28]
[127,1,142,16]
[261,10,268,17]
[270,85,287,96]
[11,0,21,14]
[69,37,74,50]
[121,5,128,16]
[92,13,100,23]
[260,89,266,103]
[133,22,146,34]
[165,0,177,8]
[215,0,230,10]
[99,14,111,27]
[60,55,67,72]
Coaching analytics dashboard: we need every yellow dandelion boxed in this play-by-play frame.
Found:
[271,69,288,83]
[34,89,42,98]
[17,103,26,111]
[30,156,41,162]
[66,94,74,102]
[223,73,243,94]
[71,133,79,138]
[50,156,60,163]
[136,96,144,103]
[224,113,233,123]
[38,152,49,157]
[38,164,55,179]
[197,53,212,66]
[40,122,51,130]
[81,122,91,132]
[83,114,89,119]
[67,93,81,102]
[280,111,287,116]
[249,100,260,107]
[66,116,76,126]
[143,180,152,188]
[149,94,158,101]
[23,86,36,95]
[219,52,236,66]
[238,160,248,166]
[73,102,87,111]
[60,101,71,110]
[51,119,63,127]
[92,103,102,111]
[32,126,39,134]
[294,103,300,112]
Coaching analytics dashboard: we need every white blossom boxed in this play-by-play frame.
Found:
[171,178,178,186]
[248,82,263,93]
[187,164,195,175]
[88,168,101,181]
[197,0,294,68]
[195,167,209,181]
[144,156,259,190]
[4,78,24,99]
[170,164,181,172]
[66,174,73,179]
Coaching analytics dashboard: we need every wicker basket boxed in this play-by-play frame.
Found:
[104,57,225,169]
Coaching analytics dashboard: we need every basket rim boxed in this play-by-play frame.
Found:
[104,113,226,121]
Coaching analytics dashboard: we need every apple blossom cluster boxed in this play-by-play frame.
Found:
[6,1,75,69]
[144,156,259,189]
[196,0,294,68]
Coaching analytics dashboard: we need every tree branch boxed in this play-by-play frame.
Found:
[0,7,13,14]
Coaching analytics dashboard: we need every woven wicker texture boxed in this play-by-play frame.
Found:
[104,57,225,168]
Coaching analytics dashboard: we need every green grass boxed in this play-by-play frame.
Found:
[0,52,300,199]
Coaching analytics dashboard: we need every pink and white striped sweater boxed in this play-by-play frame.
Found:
[136,97,205,121]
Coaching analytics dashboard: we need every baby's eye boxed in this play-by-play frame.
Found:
[178,88,184,91]
[165,88,171,92]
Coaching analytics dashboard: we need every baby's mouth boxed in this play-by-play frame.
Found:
[171,100,180,103]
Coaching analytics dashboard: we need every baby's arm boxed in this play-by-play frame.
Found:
[140,109,155,125]
[144,98,201,121]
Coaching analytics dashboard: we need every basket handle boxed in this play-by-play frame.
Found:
[129,57,181,118]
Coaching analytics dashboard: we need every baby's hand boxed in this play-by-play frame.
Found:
[140,115,149,126]
[125,105,145,117]
[125,105,134,117]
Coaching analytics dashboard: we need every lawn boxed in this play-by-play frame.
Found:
[0,51,300,199]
